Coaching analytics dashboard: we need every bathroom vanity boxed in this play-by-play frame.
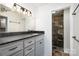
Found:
[0,31,44,56]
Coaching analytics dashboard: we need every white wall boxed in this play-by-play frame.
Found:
[64,8,70,53]
[20,3,37,30]
[70,3,79,56]
[35,3,72,56]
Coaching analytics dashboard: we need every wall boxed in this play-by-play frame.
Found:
[35,3,72,56]
[20,3,37,30]
[64,8,70,53]
[70,3,79,56]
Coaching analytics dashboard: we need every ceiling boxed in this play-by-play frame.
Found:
[0,3,48,12]
[1,3,48,9]
[20,3,48,8]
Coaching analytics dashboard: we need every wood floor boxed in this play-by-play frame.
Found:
[52,49,69,56]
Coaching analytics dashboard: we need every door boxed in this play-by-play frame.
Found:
[73,4,79,56]
[36,39,44,56]
[52,10,64,53]
[36,45,44,56]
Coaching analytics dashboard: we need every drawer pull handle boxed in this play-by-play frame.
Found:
[28,41,32,43]
[27,48,32,51]
[9,47,17,51]
[40,42,42,44]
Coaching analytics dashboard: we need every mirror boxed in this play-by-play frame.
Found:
[0,4,34,33]
[0,16,7,32]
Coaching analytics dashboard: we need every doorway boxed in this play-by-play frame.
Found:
[52,8,70,56]
[52,10,64,56]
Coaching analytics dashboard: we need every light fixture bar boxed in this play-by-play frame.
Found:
[13,3,32,15]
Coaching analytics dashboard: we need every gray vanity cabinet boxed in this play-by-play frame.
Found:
[24,34,44,56]
[0,34,44,56]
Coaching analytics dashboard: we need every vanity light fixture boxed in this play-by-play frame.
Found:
[13,3,32,16]
[13,3,17,10]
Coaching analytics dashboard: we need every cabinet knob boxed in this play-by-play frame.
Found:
[28,41,32,43]
[40,42,42,44]
[72,36,76,39]
[72,36,79,42]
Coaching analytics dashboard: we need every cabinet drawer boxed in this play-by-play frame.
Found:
[0,40,23,56]
[36,39,44,47]
[24,38,35,48]
[25,51,34,56]
[11,50,23,56]
[35,35,44,42]
[24,45,34,55]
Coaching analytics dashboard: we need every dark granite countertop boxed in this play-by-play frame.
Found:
[0,31,44,45]
[0,31,44,38]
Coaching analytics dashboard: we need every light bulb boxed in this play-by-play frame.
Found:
[13,6,17,11]
[27,11,30,16]
[13,3,17,11]
[23,10,26,15]
[25,11,27,15]
[17,6,20,12]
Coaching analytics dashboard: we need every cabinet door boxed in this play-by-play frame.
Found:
[36,39,44,56]
[36,39,44,47]
[36,45,44,56]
